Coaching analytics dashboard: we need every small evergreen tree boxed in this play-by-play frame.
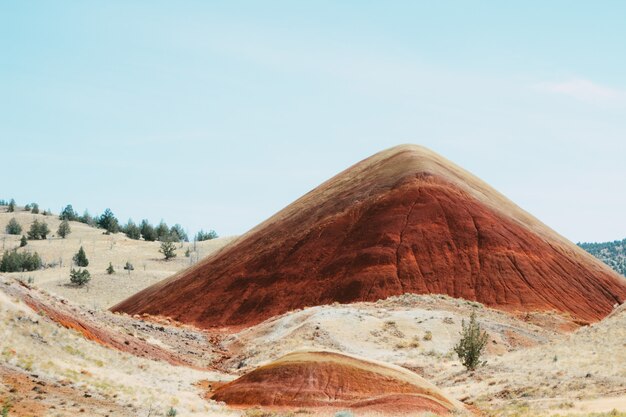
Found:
[97,208,119,234]
[30,203,39,214]
[79,210,96,226]
[123,219,141,240]
[0,250,42,272]
[5,218,22,235]
[24,203,31,211]
[123,261,134,271]
[73,246,89,267]
[39,221,50,239]
[195,229,218,241]
[159,238,177,260]
[454,310,488,371]
[20,235,27,247]
[155,221,170,241]
[60,204,78,221]
[69,268,91,286]
[57,219,71,238]
[7,199,16,213]
[27,220,50,240]
[106,262,115,274]
[140,219,157,241]
[169,224,188,242]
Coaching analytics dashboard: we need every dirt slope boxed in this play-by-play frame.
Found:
[210,350,464,415]
[113,145,626,328]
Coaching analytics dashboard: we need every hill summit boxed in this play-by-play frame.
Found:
[113,145,626,327]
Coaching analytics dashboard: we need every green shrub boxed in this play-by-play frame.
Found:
[5,218,22,235]
[0,251,42,272]
[19,235,27,247]
[170,224,188,242]
[27,220,49,240]
[195,229,218,241]
[97,208,119,234]
[166,407,177,417]
[7,199,16,213]
[454,310,488,371]
[140,220,157,241]
[59,204,78,221]
[73,246,89,267]
[123,220,141,240]
[69,268,90,286]
[159,239,177,260]
[57,219,71,238]
[106,262,115,274]
[30,203,39,214]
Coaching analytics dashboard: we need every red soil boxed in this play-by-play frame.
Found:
[10,281,189,367]
[209,351,460,415]
[113,145,626,328]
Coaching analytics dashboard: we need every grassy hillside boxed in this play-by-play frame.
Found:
[0,206,234,309]
[579,239,626,277]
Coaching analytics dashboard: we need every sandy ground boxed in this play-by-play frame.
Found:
[0,208,234,309]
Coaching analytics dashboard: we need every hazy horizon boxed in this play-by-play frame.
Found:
[2,2,625,242]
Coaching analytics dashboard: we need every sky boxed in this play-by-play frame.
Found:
[1,1,625,242]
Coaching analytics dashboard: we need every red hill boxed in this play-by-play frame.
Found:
[209,351,462,415]
[113,145,626,327]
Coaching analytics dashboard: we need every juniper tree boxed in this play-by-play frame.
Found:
[5,218,22,235]
[57,219,71,238]
[159,238,177,260]
[69,268,90,286]
[7,199,15,213]
[140,220,157,241]
[123,219,141,240]
[73,246,89,267]
[30,203,39,214]
[27,220,50,240]
[106,262,115,274]
[454,310,488,371]
[97,209,119,234]
[20,235,27,247]
[60,204,78,221]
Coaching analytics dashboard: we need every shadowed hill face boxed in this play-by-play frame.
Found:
[112,145,626,328]
[210,351,461,415]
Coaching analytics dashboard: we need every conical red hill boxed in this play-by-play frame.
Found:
[113,145,626,327]
[209,351,462,415]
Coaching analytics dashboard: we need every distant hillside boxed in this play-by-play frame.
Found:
[579,239,626,277]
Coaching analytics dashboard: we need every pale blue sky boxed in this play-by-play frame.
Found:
[1,1,625,242]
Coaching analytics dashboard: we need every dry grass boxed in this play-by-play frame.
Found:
[0,208,234,309]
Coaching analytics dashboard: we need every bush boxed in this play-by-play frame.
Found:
[7,199,16,213]
[27,220,49,240]
[166,407,177,417]
[195,229,218,241]
[106,262,115,274]
[159,239,177,260]
[30,203,39,214]
[453,310,488,371]
[97,208,119,234]
[123,261,134,271]
[20,235,27,247]
[69,268,90,286]
[5,218,22,235]
[73,246,89,267]
[0,251,42,272]
[60,204,78,221]
[57,220,71,238]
